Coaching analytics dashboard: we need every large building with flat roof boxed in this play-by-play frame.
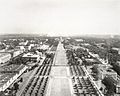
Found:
[22,53,40,62]
[98,65,117,80]
[0,53,11,64]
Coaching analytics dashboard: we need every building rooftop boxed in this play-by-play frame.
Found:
[0,53,10,58]
[22,53,39,58]
[85,58,99,64]
[98,65,117,76]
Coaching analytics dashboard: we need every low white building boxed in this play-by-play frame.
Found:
[15,46,25,52]
[98,65,117,80]
[19,40,28,46]
[30,44,35,47]
[0,53,11,64]
[24,46,32,51]
[112,47,120,54]
[116,76,120,93]
[0,49,6,52]
[22,53,40,62]
[40,44,49,50]
[6,49,23,58]
[75,39,83,42]
[12,50,22,57]
[89,52,99,58]
[81,43,91,46]
[36,50,42,57]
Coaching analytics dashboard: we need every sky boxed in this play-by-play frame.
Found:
[0,0,120,36]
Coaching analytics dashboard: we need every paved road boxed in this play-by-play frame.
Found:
[53,42,68,65]
[48,78,71,96]
[46,42,72,96]
[51,66,69,76]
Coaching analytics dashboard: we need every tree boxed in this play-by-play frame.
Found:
[0,91,5,96]
[91,65,99,74]
[102,76,116,95]
[13,82,19,92]
[19,78,23,82]
[91,65,99,80]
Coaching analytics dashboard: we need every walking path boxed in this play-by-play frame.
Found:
[46,42,72,96]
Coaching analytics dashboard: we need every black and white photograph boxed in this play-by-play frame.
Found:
[0,0,120,96]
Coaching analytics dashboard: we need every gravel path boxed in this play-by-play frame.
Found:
[46,42,72,96]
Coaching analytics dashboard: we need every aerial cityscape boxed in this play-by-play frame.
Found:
[0,0,120,96]
[0,34,120,96]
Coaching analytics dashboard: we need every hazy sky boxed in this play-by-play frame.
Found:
[0,0,120,36]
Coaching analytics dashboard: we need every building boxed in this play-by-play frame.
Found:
[13,50,23,57]
[96,43,105,49]
[6,49,23,58]
[19,40,28,46]
[15,46,25,52]
[78,58,83,65]
[84,58,100,65]
[116,76,120,93]
[40,44,49,50]
[0,49,23,58]
[75,39,83,42]
[36,50,42,57]
[98,65,117,80]
[0,49,6,52]
[112,47,120,54]
[0,53,11,64]
[22,53,40,62]
[89,52,99,58]
[0,65,27,91]
[72,45,80,50]
[81,43,91,46]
